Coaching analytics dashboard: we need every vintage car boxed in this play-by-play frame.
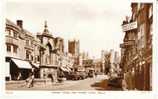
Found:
[77,71,88,80]
[107,77,122,88]
[65,72,80,80]
[88,69,95,78]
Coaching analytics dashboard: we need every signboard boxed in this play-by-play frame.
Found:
[122,21,137,32]
[120,40,135,48]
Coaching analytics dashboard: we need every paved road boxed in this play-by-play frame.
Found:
[6,75,110,91]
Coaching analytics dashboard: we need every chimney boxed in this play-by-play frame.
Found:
[17,20,23,28]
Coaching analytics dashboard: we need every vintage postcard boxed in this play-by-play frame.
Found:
[1,0,155,96]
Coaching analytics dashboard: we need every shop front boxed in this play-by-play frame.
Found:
[6,57,32,80]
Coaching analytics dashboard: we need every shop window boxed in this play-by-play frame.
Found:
[6,44,11,52]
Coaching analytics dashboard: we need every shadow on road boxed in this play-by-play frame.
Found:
[91,79,122,91]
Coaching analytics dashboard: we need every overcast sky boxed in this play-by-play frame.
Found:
[6,0,132,58]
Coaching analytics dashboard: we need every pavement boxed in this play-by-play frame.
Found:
[6,75,120,91]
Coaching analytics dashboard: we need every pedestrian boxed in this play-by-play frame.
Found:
[122,73,128,91]
[48,74,54,84]
[95,72,97,78]
[17,72,21,80]
[26,72,35,88]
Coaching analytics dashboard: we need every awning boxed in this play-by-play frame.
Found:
[65,66,71,72]
[32,63,40,68]
[11,58,32,69]
[87,68,95,70]
[60,67,70,72]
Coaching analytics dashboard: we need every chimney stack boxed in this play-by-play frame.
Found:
[17,20,23,28]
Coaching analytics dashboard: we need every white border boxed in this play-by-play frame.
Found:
[0,0,157,99]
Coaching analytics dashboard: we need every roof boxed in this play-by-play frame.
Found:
[6,19,34,38]
[6,19,21,30]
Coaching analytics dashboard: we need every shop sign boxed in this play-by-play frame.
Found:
[120,40,135,48]
[122,21,137,32]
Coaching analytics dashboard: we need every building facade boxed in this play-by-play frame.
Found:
[109,50,121,78]
[36,21,64,82]
[120,3,152,90]
[68,40,80,71]
[5,19,40,80]
[93,59,102,74]
[5,19,74,83]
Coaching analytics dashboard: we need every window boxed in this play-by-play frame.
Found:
[26,50,30,60]
[132,13,136,21]
[13,46,18,53]
[138,23,145,49]
[31,41,34,47]
[150,23,153,35]
[26,40,29,46]
[137,4,141,11]
[31,55,33,61]
[149,6,153,18]
[6,29,11,36]
[13,32,18,38]
[140,4,144,9]
[37,56,40,62]
[6,44,11,52]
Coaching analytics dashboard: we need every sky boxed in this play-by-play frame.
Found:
[6,0,132,59]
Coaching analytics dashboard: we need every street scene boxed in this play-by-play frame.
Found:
[5,1,152,91]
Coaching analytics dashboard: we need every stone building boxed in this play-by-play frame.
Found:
[93,59,102,74]
[82,59,94,73]
[5,19,75,83]
[109,50,121,78]
[101,50,121,76]
[77,52,89,72]
[5,19,41,80]
[60,52,74,72]
[68,40,80,71]
[68,40,79,57]
[36,21,64,82]
[120,3,152,90]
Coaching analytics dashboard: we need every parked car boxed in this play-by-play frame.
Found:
[88,70,95,78]
[77,71,88,80]
[65,72,80,80]
[108,77,122,88]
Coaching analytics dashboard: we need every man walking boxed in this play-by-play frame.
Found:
[26,71,35,88]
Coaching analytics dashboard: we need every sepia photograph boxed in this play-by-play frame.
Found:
[4,0,153,91]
